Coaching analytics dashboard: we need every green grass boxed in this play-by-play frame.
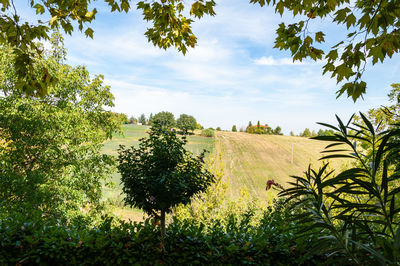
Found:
[101,125,350,220]
[101,125,214,221]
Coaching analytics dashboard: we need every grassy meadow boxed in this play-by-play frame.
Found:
[101,124,214,220]
[102,125,349,220]
[214,131,349,200]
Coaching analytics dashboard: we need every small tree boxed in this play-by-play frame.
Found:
[148,113,154,125]
[138,114,146,125]
[176,114,197,134]
[117,122,214,242]
[232,125,237,132]
[301,128,312,137]
[274,126,283,135]
[128,116,137,124]
[216,127,221,131]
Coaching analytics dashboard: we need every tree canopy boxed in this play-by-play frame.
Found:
[151,111,176,129]
[0,0,216,97]
[0,34,119,219]
[176,114,197,134]
[2,0,398,100]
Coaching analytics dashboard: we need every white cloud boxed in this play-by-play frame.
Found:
[254,56,305,66]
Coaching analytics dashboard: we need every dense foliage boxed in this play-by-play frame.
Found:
[0,35,119,220]
[176,114,197,134]
[0,0,216,96]
[201,128,215,137]
[3,1,399,100]
[118,122,215,239]
[149,111,176,129]
[0,201,332,265]
[246,121,283,135]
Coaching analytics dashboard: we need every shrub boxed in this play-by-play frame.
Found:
[201,128,215,137]
[279,113,400,264]
[0,201,329,265]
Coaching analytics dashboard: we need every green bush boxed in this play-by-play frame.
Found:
[0,201,330,265]
[201,128,215,137]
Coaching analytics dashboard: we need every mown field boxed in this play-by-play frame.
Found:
[214,131,349,200]
[102,125,349,220]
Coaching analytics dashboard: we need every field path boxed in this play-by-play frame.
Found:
[214,132,348,200]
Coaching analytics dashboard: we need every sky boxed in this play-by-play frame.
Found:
[17,0,400,134]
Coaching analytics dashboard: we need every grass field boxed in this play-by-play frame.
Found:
[214,131,349,200]
[102,125,349,220]
[101,124,214,221]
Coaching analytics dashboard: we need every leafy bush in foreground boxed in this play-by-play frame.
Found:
[0,200,330,265]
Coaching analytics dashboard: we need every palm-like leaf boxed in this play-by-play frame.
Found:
[279,113,400,264]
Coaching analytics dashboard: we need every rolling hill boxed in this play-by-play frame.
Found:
[214,131,349,200]
[102,125,349,220]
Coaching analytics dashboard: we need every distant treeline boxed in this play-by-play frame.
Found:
[289,128,335,137]
[117,111,203,134]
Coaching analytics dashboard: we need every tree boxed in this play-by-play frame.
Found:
[250,0,400,101]
[148,113,154,125]
[273,126,282,135]
[129,116,137,124]
[115,113,128,124]
[301,128,312,137]
[0,0,216,97]
[138,114,146,125]
[232,125,237,132]
[152,111,176,129]
[365,83,400,129]
[3,1,398,101]
[176,114,197,134]
[117,122,215,241]
[290,131,295,136]
[216,127,221,131]
[0,35,118,219]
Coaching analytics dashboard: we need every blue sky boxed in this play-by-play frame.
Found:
[19,1,400,134]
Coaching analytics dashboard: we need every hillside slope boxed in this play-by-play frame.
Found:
[214,131,349,200]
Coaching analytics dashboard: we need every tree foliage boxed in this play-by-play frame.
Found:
[0,0,216,97]
[138,113,147,125]
[250,0,400,101]
[117,122,215,239]
[0,35,118,219]
[2,1,398,100]
[232,125,237,132]
[364,83,400,129]
[151,111,176,129]
[176,114,197,134]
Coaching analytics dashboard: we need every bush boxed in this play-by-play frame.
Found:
[0,201,330,265]
[201,128,215,137]
[280,113,400,265]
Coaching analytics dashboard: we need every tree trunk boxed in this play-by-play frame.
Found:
[160,209,166,246]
